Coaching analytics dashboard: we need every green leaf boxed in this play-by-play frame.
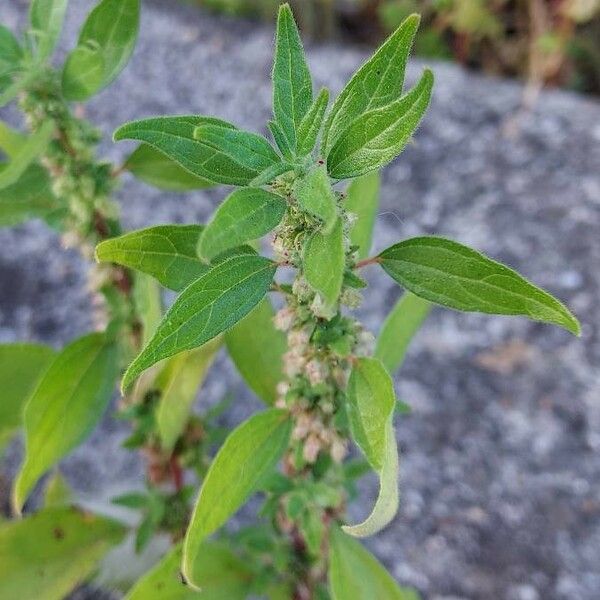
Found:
[0,343,55,450]
[155,339,221,452]
[0,120,27,158]
[0,121,54,190]
[375,292,431,374]
[13,333,119,513]
[124,144,215,191]
[297,88,329,156]
[198,187,287,261]
[378,236,581,335]
[329,527,419,600]
[294,164,338,232]
[343,357,399,537]
[225,298,286,405]
[63,0,140,100]
[182,409,291,589]
[126,542,252,600]
[0,25,23,74]
[322,14,420,155]
[122,255,277,391]
[132,272,162,346]
[96,224,208,291]
[29,0,68,60]
[0,72,32,108]
[346,170,380,260]
[268,120,293,159]
[303,217,344,317]
[0,507,125,600]
[327,69,433,180]
[272,3,313,153]
[43,471,73,508]
[114,116,270,186]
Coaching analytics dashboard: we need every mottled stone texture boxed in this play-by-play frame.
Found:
[1,1,599,598]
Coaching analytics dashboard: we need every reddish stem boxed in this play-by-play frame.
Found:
[354,256,381,269]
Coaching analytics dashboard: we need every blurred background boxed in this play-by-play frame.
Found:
[1,0,599,599]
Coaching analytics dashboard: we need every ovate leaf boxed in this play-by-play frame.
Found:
[155,339,221,452]
[0,507,125,600]
[0,343,55,450]
[122,255,277,390]
[375,292,431,374]
[297,88,330,156]
[272,3,313,153]
[343,357,399,537]
[322,14,420,155]
[96,225,208,291]
[329,527,419,600]
[182,409,291,589]
[126,542,252,600]
[13,333,118,512]
[199,188,287,261]
[225,298,286,405]
[345,170,380,259]
[378,236,580,335]
[294,164,338,232]
[303,217,344,317]
[327,69,433,179]
[61,45,105,101]
[29,0,68,60]
[124,144,214,191]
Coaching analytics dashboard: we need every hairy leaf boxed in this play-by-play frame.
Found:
[182,409,291,589]
[272,3,313,153]
[303,217,344,317]
[126,542,252,600]
[124,144,214,191]
[329,527,419,600]
[199,187,287,261]
[375,292,431,374]
[96,224,208,291]
[225,298,286,405]
[344,357,399,537]
[0,343,55,450]
[294,164,338,232]
[156,339,221,452]
[13,333,118,512]
[322,14,420,155]
[379,236,580,335]
[297,88,329,156]
[0,507,125,600]
[29,0,68,60]
[345,170,380,259]
[327,69,433,179]
[122,255,277,390]
[268,119,293,159]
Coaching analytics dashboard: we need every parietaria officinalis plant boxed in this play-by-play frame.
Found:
[0,1,580,599]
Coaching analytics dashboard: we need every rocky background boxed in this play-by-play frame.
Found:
[1,1,599,599]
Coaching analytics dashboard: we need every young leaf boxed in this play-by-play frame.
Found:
[378,236,581,335]
[303,217,344,317]
[43,472,73,508]
[272,3,313,153]
[124,144,214,191]
[132,272,162,346]
[126,541,252,600]
[155,339,221,452]
[297,88,329,156]
[329,527,418,600]
[375,292,431,374]
[346,170,380,260]
[268,119,293,159]
[122,255,277,391]
[63,0,140,100]
[327,69,434,180]
[322,14,420,155]
[343,357,399,537]
[0,25,23,74]
[13,333,118,513]
[199,188,287,261]
[29,0,68,60]
[0,121,54,190]
[225,298,286,405]
[182,409,291,589]
[293,164,338,232]
[0,507,125,600]
[114,116,270,186]
[0,343,55,450]
[96,224,208,291]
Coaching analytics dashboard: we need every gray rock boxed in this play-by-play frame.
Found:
[1,1,599,598]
